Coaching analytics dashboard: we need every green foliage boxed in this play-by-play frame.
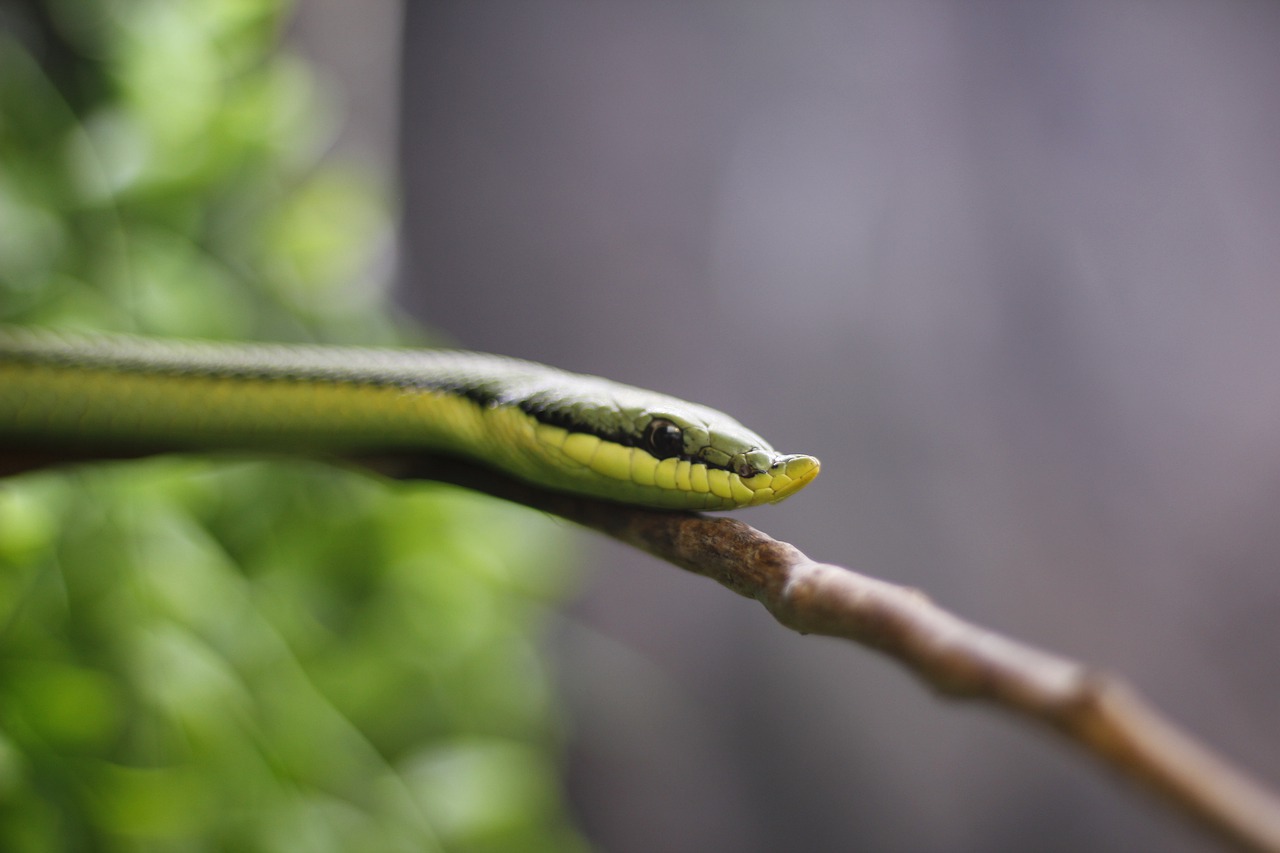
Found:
[0,0,389,339]
[0,2,587,850]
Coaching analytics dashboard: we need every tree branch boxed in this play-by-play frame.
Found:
[364,453,1280,853]
[7,449,1280,850]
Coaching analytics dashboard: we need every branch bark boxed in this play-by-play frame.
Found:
[7,449,1280,850]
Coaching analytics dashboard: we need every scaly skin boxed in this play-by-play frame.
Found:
[0,326,820,510]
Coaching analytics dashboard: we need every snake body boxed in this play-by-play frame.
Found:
[0,326,819,510]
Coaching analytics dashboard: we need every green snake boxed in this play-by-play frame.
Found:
[0,326,819,510]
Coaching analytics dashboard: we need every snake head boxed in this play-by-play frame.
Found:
[624,407,820,508]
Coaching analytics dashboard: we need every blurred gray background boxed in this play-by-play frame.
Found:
[375,1,1280,850]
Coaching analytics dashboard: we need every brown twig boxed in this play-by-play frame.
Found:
[363,453,1280,853]
[8,449,1280,850]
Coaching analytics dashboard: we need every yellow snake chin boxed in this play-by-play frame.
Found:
[740,454,823,506]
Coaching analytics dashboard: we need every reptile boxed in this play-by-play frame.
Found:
[0,326,819,510]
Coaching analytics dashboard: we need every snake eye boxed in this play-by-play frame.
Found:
[642,418,685,459]
[734,459,759,479]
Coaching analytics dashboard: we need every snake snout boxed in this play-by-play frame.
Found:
[767,454,821,501]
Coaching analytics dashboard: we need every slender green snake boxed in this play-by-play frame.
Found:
[0,326,819,510]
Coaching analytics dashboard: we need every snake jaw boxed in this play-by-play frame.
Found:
[741,453,821,506]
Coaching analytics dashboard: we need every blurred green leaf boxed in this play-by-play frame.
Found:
[0,1,587,850]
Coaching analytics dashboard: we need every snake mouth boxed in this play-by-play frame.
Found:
[748,453,820,505]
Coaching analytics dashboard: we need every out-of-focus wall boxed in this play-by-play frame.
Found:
[399,3,1280,851]
[289,0,402,165]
